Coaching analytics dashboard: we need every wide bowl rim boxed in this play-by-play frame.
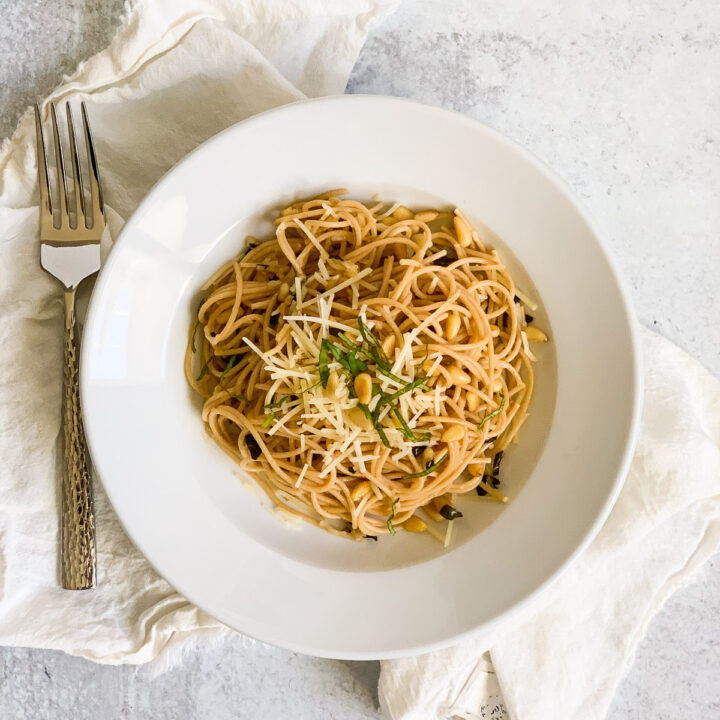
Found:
[81,94,642,659]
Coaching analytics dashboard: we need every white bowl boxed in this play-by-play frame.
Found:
[82,95,641,659]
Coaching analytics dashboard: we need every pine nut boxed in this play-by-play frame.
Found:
[411,233,428,245]
[392,205,414,221]
[441,424,464,443]
[381,334,396,357]
[448,365,471,385]
[489,324,500,337]
[423,447,434,465]
[327,370,340,394]
[468,461,487,476]
[347,406,373,430]
[453,214,473,247]
[525,326,548,342]
[431,494,452,511]
[446,311,461,340]
[492,378,503,392]
[422,504,443,522]
[414,210,439,223]
[277,282,290,301]
[466,391,479,412]
[350,480,372,502]
[354,372,372,405]
[403,516,427,533]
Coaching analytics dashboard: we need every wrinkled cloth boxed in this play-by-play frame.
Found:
[1,4,719,720]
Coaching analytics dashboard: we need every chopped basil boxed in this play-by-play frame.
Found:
[387,498,398,536]
[196,358,211,381]
[337,332,362,353]
[477,393,506,430]
[345,349,367,376]
[403,453,448,479]
[318,338,331,387]
[320,322,430,446]
[261,413,276,429]
[385,377,430,401]
[358,317,389,365]
[361,402,390,447]
[264,380,321,410]
[218,355,239,383]
[389,405,430,443]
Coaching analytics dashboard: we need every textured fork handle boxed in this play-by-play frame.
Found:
[61,289,97,590]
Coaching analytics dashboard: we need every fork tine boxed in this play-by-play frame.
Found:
[50,103,68,228]
[81,102,104,228]
[65,104,86,228]
[34,105,53,220]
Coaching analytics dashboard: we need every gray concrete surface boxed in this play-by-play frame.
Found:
[1,1,718,718]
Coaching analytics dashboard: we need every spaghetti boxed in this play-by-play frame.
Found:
[185,191,546,542]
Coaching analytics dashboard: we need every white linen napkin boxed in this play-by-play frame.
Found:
[1,2,718,719]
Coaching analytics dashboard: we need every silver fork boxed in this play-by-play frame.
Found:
[35,102,104,590]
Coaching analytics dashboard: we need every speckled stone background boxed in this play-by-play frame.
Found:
[1,1,718,718]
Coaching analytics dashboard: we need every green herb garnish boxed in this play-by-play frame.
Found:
[374,364,407,384]
[196,358,211,381]
[216,355,248,401]
[355,318,407,383]
[389,405,430,442]
[320,338,368,385]
[387,499,398,535]
[385,377,430,401]
[322,322,430,446]
[360,402,390,447]
[262,413,276,429]
[477,393,506,430]
[337,332,363,353]
[403,453,448,479]
[191,318,200,354]
[345,349,367,376]
[358,317,389,365]
[218,355,238,383]
[319,339,331,387]
[264,380,321,410]
[367,379,431,445]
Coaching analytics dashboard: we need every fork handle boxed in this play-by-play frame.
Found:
[61,288,97,590]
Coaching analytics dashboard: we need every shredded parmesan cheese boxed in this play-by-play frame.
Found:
[294,463,309,488]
